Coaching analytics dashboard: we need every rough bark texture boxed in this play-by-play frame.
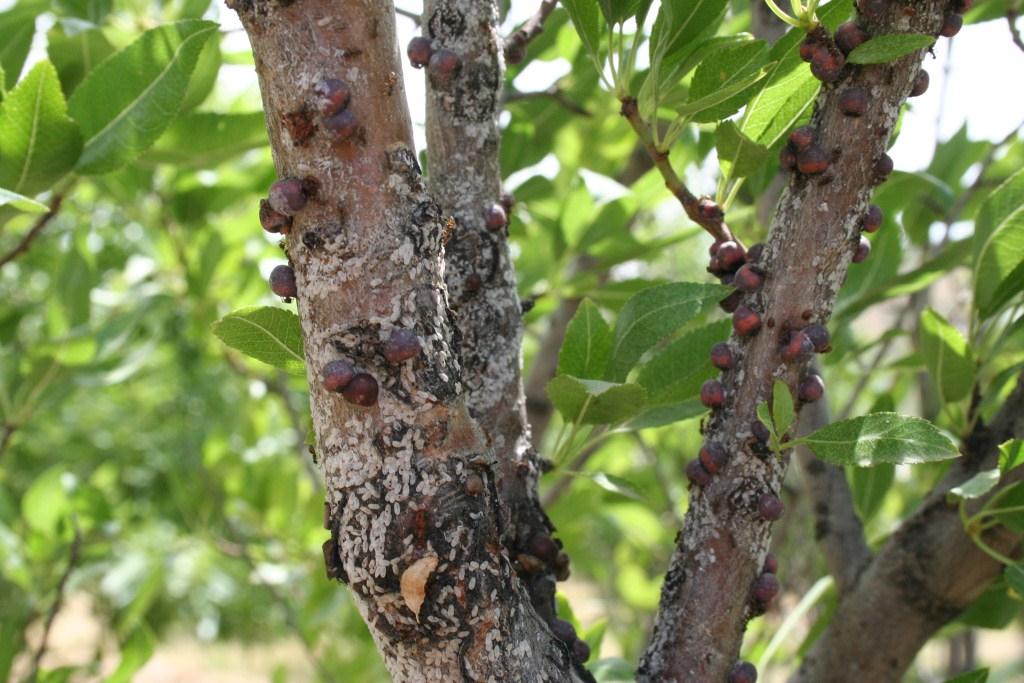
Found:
[232,2,578,680]
[794,371,1024,682]
[637,2,950,679]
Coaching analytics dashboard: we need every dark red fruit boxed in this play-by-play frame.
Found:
[572,639,591,663]
[484,203,508,231]
[268,178,307,216]
[428,48,462,83]
[312,78,351,116]
[710,342,735,370]
[838,87,868,116]
[751,420,771,443]
[733,306,763,337]
[407,36,433,68]
[686,459,713,487]
[874,153,894,183]
[781,330,814,362]
[697,197,724,221]
[342,373,379,407]
[804,324,830,353]
[505,41,527,65]
[799,37,823,63]
[529,534,559,564]
[810,51,845,83]
[798,374,826,402]
[797,146,829,175]
[716,241,746,271]
[259,198,291,233]
[324,109,358,140]
[940,13,962,37]
[719,290,743,314]
[862,204,883,232]
[763,553,779,575]
[269,264,297,298]
[709,240,721,256]
[834,22,869,55]
[853,235,871,263]
[700,379,726,409]
[758,493,785,521]
[550,618,576,643]
[728,661,758,683]
[500,191,516,213]
[779,144,797,170]
[910,70,929,97]
[746,243,765,264]
[322,359,356,392]
[384,328,421,363]
[699,442,729,474]
[734,264,764,292]
[789,125,816,150]
[753,572,781,603]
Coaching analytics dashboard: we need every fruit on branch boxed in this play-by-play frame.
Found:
[500,191,516,213]
[940,13,963,36]
[484,202,508,231]
[720,290,744,314]
[699,442,730,474]
[733,264,764,292]
[428,48,462,85]
[798,374,826,402]
[874,153,894,182]
[834,21,869,55]
[384,328,421,363]
[838,87,868,116]
[716,241,746,271]
[322,359,356,392]
[259,198,291,233]
[862,204,883,232]
[572,639,591,663]
[554,551,571,581]
[752,572,781,603]
[733,306,763,337]
[758,493,785,521]
[910,70,930,97]
[763,553,779,574]
[342,373,379,407]
[799,35,826,63]
[803,323,831,353]
[710,342,736,370]
[312,78,351,116]
[781,330,815,362]
[779,145,797,170]
[811,50,846,83]
[550,619,576,644]
[324,109,359,140]
[700,379,726,409]
[746,243,765,264]
[789,125,817,150]
[268,178,307,215]
[728,661,759,683]
[686,459,713,487]
[407,36,433,68]
[751,420,771,443]
[269,264,298,298]
[797,146,830,175]
[697,197,724,221]
[529,534,559,564]
[853,235,872,263]
[517,553,546,574]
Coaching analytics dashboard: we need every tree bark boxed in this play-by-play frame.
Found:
[638,2,950,679]
[231,2,579,679]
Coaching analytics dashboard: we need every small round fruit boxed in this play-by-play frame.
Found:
[733,306,763,337]
[874,153,894,181]
[789,125,816,150]
[484,203,508,231]
[838,87,868,117]
[779,144,797,170]
[910,70,929,97]
[699,442,730,475]
[716,241,746,271]
[803,323,831,353]
[529,534,559,564]
[940,13,962,37]
[798,374,826,402]
[342,373,379,407]
[324,109,358,140]
[797,146,829,175]
[781,330,814,362]
[384,328,421,363]
[322,360,356,392]
[834,21,868,55]
[268,178,307,216]
[700,379,726,409]
[312,78,351,116]
[862,204,883,232]
[428,48,462,83]
[751,420,771,443]
[758,493,785,521]
[719,290,743,314]
[550,618,576,644]
[259,198,291,233]
[746,243,766,264]
[269,264,298,298]
[853,235,871,263]
[572,639,591,663]
[728,661,758,683]
[734,264,764,292]
[697,197,724,221]
[810,51,845,82]
[407,36,433,68]
[763,553,779,575]
[500,191,516,213]
[799,38,826,64]
[710,342,735,370]
[686,459,713,487]
[753,572,781,603]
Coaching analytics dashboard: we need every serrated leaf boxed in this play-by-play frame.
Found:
[918,308,974,404]
[717,120,770,180]
[947,469,1000,502]
[0,61,82,195]
[607,282,727,381]
[561,0,604,63]
[846,34,935,64]
[558,299,612,380]
[144,111,268,167]
[68,19,218,174]
[999,440,1024,474]
[636,319,731,405]
[796,412,959,466]
[772,378,795,438]
[685,39,769,123]
[943,668,989,683]
[575,471,645,502]
[546,375,647,424]
[974,168,1024,318]
[0,187,47,213]
[211,306,305,374]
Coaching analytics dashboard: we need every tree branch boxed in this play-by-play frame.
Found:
[505,85,591,116]
[0,193,65,271]
[25,520,81,683]
[1008,9,1024,53]
[637,2,950,679]
[504,0,559,64]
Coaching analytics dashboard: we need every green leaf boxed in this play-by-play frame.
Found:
[999,440,1024,474]
[650,0,729,65]
[772,379,795,438]
[636,320,731,405]
[796,413,959,466]
[625,399,705,429]
[106,626,156,683]
[0,3,43,91]
[0,61,82,195]
[68,20,219,174]
[211,306,305,374]
[0,187,48,213]
[943,668,989,683]
[575,471,645,502]
[918,307,974,404]
[546,375,647,424]
[984,259,1024,318]
[607,282,727,381]
[144,111,268,167]
[848,462,894,522]
[561,0,604,63]
[21,466,71,533]
[716,120,770,180]
[1006,567,1024,600]
[559,299,613,380]
[947,469,1000,502]
[686,39,769,123]
[846,34,935,64]
[974,168,1024,318]
[47,24,115,96]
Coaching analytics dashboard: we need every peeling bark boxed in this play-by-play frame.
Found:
[232,2,580,679]
[637,2,950,679]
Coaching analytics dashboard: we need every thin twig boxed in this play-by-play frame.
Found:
[541,427,607,508]
[505,85,591,116]
[395,6,421,24]
[25,520,82,683]
[1008,10,1024,53]
[505,0,559,63]
[0,424,14,460]
[619,97,735,244]
[0,194,65,270]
